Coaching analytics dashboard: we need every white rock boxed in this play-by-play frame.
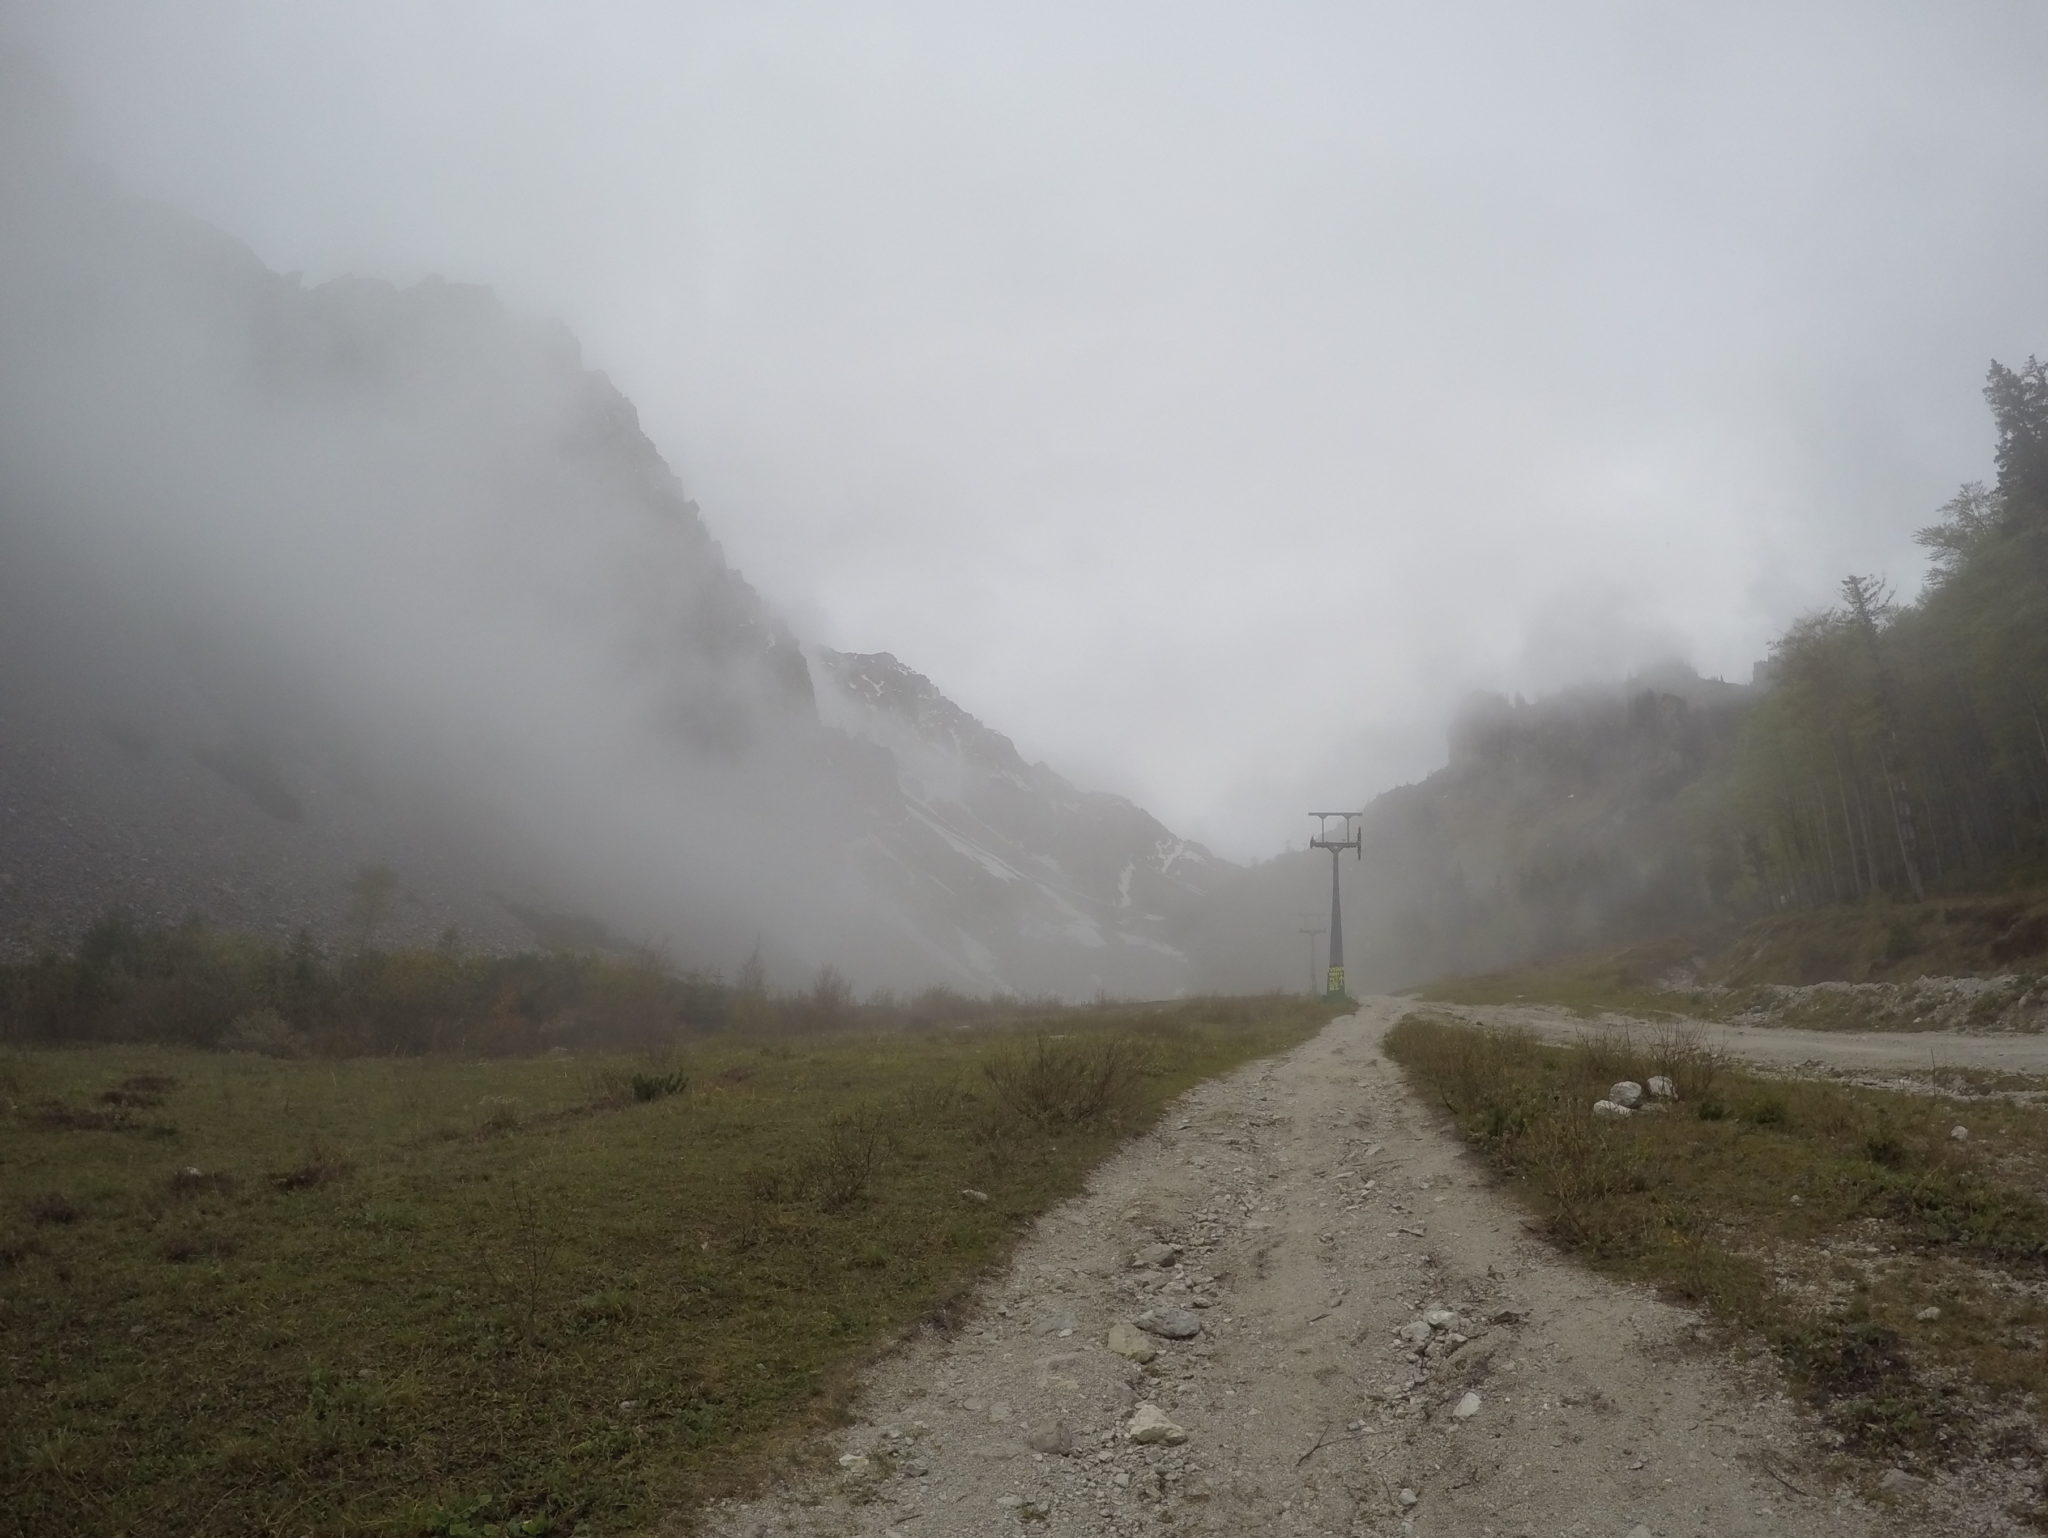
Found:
[1134,1306,1203,1340]
[1647,1075,1677,1099]
[1397,1320,1432,1345]
[961,1188,991,1203]
[1592,1100,1634,1118]
[1609,1080,1645,1108]
[1132,1242,1182,1268]
[1398,1488,1418,1507]
[1125,1402,1188,1446]
[1423,1308,1458,1329]
[1106,1322,1159,1362]
[1026,1421,1075,1455]
[1915,1306,1941,1322]
[838,1454,873,1479]
[1452,1392,1481,1420]
[1950,1125,1970,1141]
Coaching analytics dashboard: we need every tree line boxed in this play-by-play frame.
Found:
[1720,358,2048,907]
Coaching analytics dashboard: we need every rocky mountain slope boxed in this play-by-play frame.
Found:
[815,649,1223,996]
[0,85,1220,998]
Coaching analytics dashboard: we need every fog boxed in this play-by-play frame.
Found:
[5,6,2048,991]
[18,2,2048,860]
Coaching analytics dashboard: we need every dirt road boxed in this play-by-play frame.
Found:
[697,1000,1904,1538]
[1432,1001,2048,1075]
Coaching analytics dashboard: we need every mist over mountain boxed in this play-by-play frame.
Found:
[1187,663,1753,995]
[0,83,1219,997]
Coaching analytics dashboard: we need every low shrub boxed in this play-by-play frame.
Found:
[630,1071,688,1103]
[27,1192,83,1225]
[984,1034,1144,1128]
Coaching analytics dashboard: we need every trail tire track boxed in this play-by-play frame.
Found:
[696,1001,1903,1538]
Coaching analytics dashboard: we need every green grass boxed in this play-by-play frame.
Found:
[0,995,1341,1537]
[1385,1012,2048,1517]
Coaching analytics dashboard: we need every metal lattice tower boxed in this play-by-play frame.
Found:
[1308,812,1362,1001]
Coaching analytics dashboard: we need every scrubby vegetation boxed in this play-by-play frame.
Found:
[1386,1012,2048,1517]
[0,991,1341,1537]
[0,912,1114,1055]
[1417,892,2048,1025]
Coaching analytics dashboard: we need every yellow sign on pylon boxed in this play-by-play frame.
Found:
[1325,965,1346,1001]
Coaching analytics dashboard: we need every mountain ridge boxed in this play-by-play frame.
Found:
[0,117,1221,999]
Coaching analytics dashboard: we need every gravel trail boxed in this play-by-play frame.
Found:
[695,1000,1900,1538]
[1431,1002,2048,1075]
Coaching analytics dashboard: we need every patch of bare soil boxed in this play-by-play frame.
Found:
[691,1003,1907,1538]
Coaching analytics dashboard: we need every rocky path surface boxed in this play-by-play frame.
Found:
[695,1000,1897,1538]
[1434,1002,2048,1075]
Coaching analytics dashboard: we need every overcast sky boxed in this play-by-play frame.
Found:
[18,1,2048,859]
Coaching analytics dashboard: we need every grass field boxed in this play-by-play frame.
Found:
[0,995,1340,1537]
[1385,1011,2048,1521]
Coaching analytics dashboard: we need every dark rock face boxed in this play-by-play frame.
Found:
[0,112,1219,997]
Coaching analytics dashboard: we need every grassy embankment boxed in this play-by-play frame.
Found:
[1415,889,2048,1028]
[2,981,1342,1537]
[1385,1011,2048,1520]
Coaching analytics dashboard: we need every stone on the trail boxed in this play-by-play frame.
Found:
[837,1453,874,1479]
[1397,1320,1432,1346]
[1135,1306,1203,1340]
[1423,1308,1458,1329]
[961,1188,991,1203]
[1950,1125,1970,1141]
[1019,1499,1052,1522]
[1609,1080,1645,1108]
[1031,1305,1078,1337]
[1106,1322,1159,1362]
[988,1401,1014,1423]
[1025,1421,1075,1455]
[1880,1468,1927,1492]
[1452,1391,1481,1419]
[1915,1306,1941,1322]
[1132,1242,1182,1269]
[1397,1487,1418,1507]
[1592,1100,1634,1118]
[1125,1402,1188,1446]
[1647,1075,1676,1099]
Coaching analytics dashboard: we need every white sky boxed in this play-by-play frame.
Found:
[20,0,2048,858]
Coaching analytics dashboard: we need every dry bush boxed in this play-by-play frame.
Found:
[797,1106,889,1212]
[27,1191,83,1225]
[31,1099,136,1132]
[166,1167,236,1200]
[475,1096,521,1134]
[269,1146,352,1193]
[983,1034,1145,1128]
[1517,1109,1647,1252]
[158,1227,239,1263]
[1649,1024,1724,1101]
[1569,1027,1638,1086]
